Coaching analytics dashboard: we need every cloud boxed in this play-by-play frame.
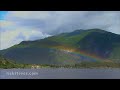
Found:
[4,11,120,34]
[0,28,50,50]
[0,11,120,50]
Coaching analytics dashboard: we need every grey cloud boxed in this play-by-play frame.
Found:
[4,11,120,35]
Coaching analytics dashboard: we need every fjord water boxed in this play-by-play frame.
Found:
[0,68,120,79]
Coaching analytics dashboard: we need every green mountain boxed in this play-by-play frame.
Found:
[0,55,25,68]
[0,29,120,65]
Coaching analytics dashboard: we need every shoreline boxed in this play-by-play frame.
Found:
[1,66,120,69]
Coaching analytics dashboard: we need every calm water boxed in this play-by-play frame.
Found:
[0,68,120,79]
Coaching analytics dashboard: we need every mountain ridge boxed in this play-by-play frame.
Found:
[0,29,120,65]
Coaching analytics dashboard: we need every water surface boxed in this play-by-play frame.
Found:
[0,68,120,79]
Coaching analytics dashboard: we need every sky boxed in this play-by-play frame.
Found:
[0,11,120,50]
[0,11,7,20]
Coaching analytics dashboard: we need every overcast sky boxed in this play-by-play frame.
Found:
[0,11,120,50]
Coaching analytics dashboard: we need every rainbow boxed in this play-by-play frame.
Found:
[44,45,106,62]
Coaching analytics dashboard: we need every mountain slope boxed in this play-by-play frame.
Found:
[0,55,24,68]
[0,29,120,65]
[78,30,120,59]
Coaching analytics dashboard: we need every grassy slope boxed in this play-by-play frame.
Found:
[46,29,120,62]
[7,29,116,49]
[109,46,120,62]
[1,54,120,69]
[0,55,25,69]
[0,55,52,69]
[0,29,120,67]
[46,30,90,47]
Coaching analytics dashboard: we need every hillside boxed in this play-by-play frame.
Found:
[0,55,24,68]
[0,29,120,65]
